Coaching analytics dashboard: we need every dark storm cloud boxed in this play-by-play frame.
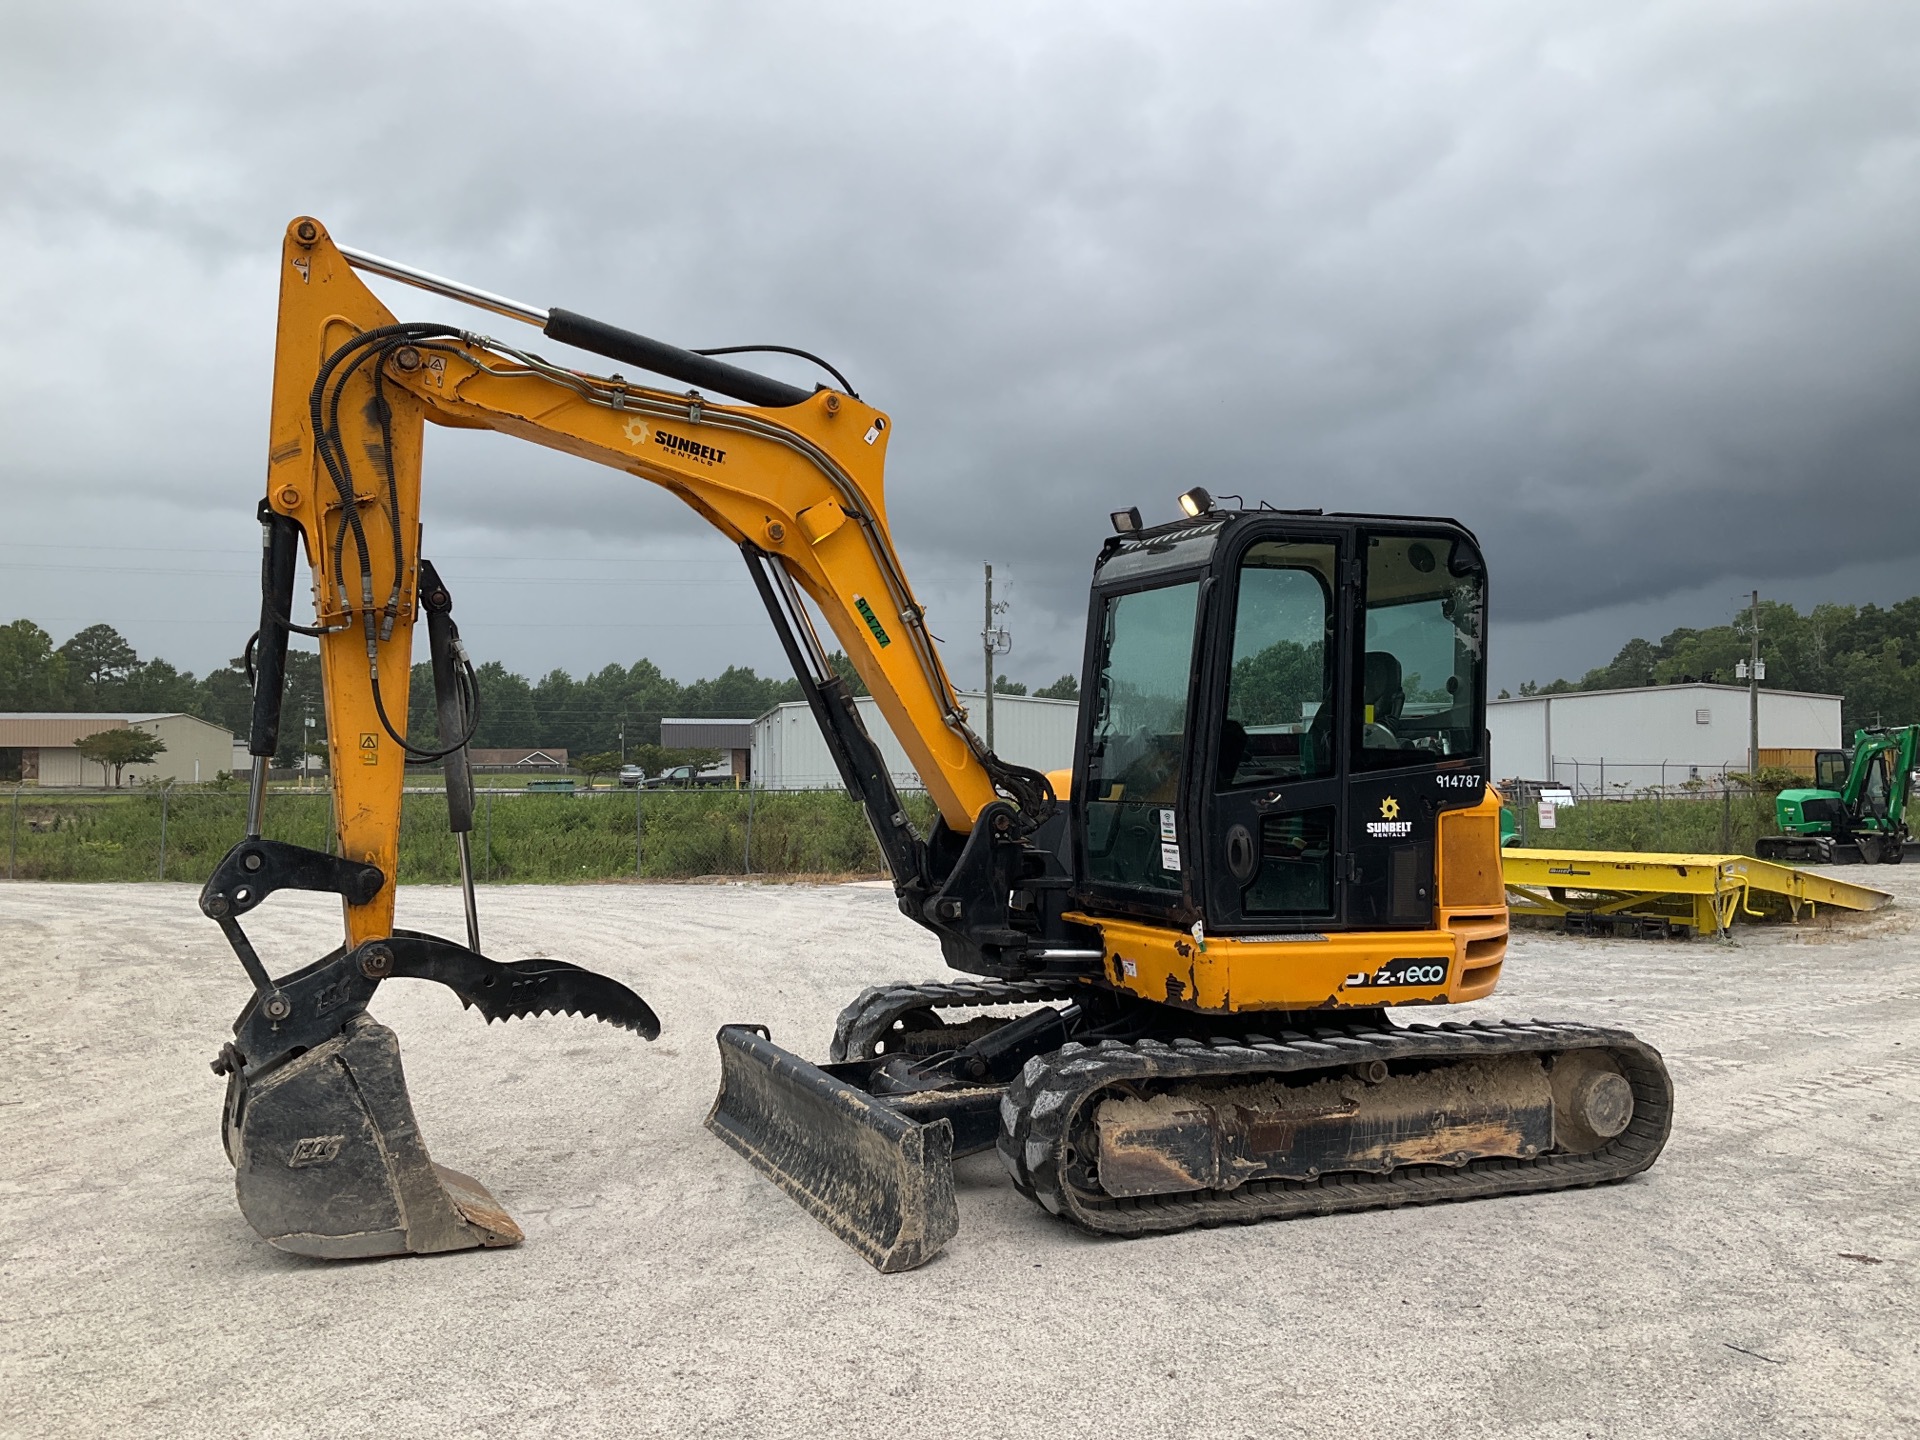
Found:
[2,1,1916,688]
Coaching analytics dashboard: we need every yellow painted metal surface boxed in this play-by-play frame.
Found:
[1502,847,1892,936]
[266,218,1012,943]
[266,217,1516,1011]
[1067,797,1510,1014]
[1066,911,1508,1013]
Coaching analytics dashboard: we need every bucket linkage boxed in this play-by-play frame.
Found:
[204,837,656,1259]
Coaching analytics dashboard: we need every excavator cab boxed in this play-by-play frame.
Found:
[1076,512,1489,940]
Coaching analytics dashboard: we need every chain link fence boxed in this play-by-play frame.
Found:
[3,768,1815,882]
[1543,757,1752,798]
[2,784,941,884]
[1506,776,1784,855]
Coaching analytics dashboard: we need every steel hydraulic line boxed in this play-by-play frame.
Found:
[404,332,997,780]
[338,241,1046,816]
[334,248,976,736]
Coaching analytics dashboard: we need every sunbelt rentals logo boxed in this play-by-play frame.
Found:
[1366,795,1412,839]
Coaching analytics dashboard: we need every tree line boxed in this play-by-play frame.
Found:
[0,617,1080,770]
[1509,595,1920,732]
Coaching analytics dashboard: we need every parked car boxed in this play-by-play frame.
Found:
[617,765,646,788]
[641,762,734,789]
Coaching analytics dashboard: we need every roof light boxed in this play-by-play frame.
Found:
[1110,507,1143,534]
[1177,487,1214,518]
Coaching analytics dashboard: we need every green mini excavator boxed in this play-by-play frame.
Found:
[1757,726,1917,865]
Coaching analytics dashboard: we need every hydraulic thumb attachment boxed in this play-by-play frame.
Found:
[213,926,658,1258]
[204,833,658,1259]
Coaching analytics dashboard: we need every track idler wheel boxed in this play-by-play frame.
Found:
[1548,1050,1636,1152]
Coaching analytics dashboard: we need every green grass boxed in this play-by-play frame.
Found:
[0,786,942,884]
[1510,788,1782,856]
[1,783,1799,884]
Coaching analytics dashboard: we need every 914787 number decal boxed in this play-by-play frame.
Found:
[1345,957,1449,988]
[1434,772,1483,791]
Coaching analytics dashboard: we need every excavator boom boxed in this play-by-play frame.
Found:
[214,216,1060,1258]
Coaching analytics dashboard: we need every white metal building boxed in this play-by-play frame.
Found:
[1489,683,1841,792]
[751,691,1078,791]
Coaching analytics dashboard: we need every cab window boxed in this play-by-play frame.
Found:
[1861,753,1890,818]
[1355,534,1484,769]
[1084,581,1200,892]
[1219,541,1336,787]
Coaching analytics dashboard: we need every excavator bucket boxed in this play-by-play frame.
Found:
[706,1025,958,1273]
[224,1015,522,1258]
[209,915,658,1260]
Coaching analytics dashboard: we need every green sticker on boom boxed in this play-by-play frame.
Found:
[854,596,892,648]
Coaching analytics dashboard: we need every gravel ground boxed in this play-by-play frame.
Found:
[3,870,1916,1439]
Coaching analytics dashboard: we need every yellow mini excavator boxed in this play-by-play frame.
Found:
[207,218,1671,1271]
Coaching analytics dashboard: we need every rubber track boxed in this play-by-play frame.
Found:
[996,1019,1673,1237]
[830,978,1087,1062]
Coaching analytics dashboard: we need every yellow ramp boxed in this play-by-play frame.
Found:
[1502,848,1893,937]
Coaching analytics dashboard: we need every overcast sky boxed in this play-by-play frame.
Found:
[3,1,1916,697]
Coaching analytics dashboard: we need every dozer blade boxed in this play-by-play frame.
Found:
[706,1024,958,1274]
[227,1015,522,1259]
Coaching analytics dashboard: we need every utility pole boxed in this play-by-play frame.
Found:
[1746,590,1761,777]
[983,564,995,751]
[982,563,1010,751]
[618,718,626,765]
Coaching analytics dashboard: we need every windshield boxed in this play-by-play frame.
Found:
[1083,581,1200,892]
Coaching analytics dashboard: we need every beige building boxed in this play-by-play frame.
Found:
[0,712,238,787]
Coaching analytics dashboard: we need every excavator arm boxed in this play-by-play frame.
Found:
[211,217,1074,1262]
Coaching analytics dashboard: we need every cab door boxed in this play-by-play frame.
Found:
[1199,528,1349,932]
[1077,573,1208,925]
[1343,528,1489,927]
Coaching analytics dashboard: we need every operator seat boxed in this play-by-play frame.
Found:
[1363,651,1404,750]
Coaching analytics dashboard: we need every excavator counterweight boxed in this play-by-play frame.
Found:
[209,218,1671,1270]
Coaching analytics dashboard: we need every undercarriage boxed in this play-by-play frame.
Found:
[707,980,1673,1270]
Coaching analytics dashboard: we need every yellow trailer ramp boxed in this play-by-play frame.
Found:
[1502,848,1893,938]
